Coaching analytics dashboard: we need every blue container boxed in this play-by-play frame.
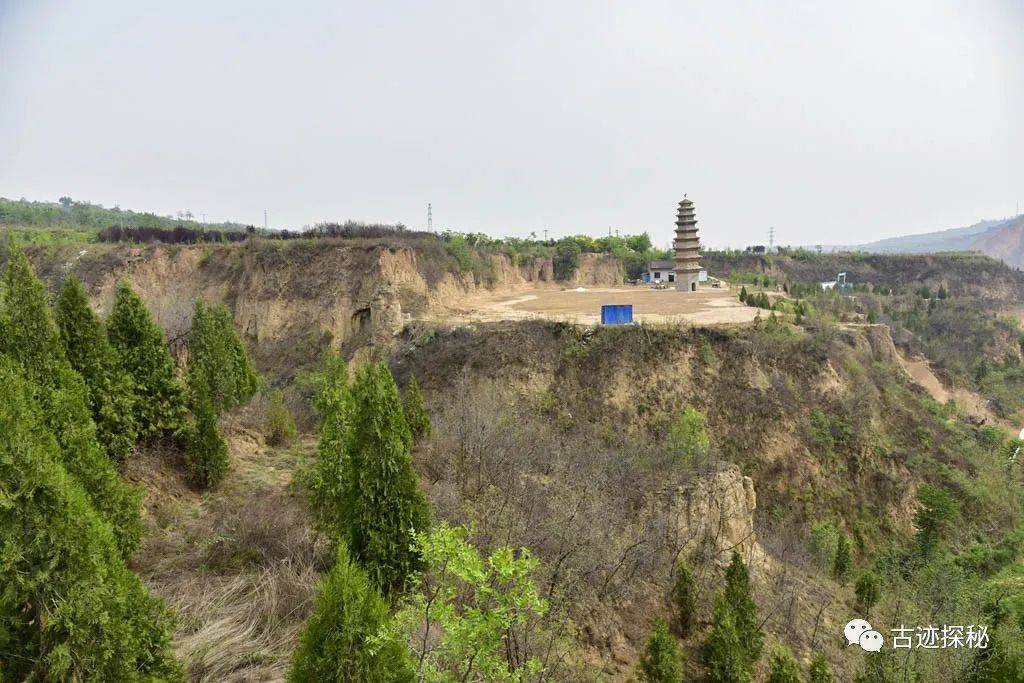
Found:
[601,304,634,325]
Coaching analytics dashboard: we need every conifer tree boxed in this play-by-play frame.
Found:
[401,374,431,442]
[309,353,353,535]
[0,249,141,557]
[724,550,763,667]
[55,274,138,462]
[765,647,802,683]
[704,593,750,683]
[0,358,181,680]
[184,390,230,488]
[674,558,697,635]
[343,362,431,596]
[187,300,257,414]
[833,534,852,583]
[638,619,684,682]
[808,654,834,683]
[739,285,748,303]
[107,280,187,439]
[290,544,414,682]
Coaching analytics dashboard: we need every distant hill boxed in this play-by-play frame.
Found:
[841,215,1024,267]
[0,196,249,233]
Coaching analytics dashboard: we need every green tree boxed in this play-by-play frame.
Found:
[808,653,834,683]
[184,392,230,488]
[290,544,413,683]
[0,249,141,557]
[724,550,763,667]
[704,593,750,683]
[55,274,138,462]
[187,300,257,414]
[0,358,181,681]
[765,647,801,683]
[342,362,431,596]
[833,533,852,583]
[674,558,697,635]
[553,237,582,280]
[914,484,959,555]
[387,524,550,682]
[638,619,684,682]
[667,407,710,466]
[809,521,839,572]
[308,353,353,536]
[107,280,187,438]
[854,570,881,615]
[401,374,431,442]
[739,285,748,303]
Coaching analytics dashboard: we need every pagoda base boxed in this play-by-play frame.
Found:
[674,272,700,292]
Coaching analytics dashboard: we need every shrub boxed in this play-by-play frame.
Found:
[638,619,684,682]
[401,374,431,442]
[0,358,181,680]
[674,558,697,635]
[766,646,802,683]
[833,533,852,583]
[184,394,230,488]
[704,593,750,683]
[290,544,413,682]
[106,280,187,438]
[809,521,840,571]
[667,407,711,466]
[914,484,959,555]
[55,274,138,462]
[808,653,834,683]
[264,389,298,446]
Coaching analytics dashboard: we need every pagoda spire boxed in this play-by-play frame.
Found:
[673,197,701,292]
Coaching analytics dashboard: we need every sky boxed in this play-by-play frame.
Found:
[1,1,1021,248]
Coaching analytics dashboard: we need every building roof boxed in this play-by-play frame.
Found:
[648,259,675,270]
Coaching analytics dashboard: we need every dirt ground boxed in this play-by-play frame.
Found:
[428,284,762,325]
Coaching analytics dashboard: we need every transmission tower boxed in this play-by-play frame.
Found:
[768,226,775,253]
[427,203,433,232]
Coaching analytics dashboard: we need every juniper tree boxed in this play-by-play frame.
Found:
[765,647,802,683]
[107,280,187,439]
[56,274,138,462]
[290,544,414,683]
[854,570,881,615]
[674,558,697,635]
[0,249,141,557]
[343,362,430,596]
[833,533,852,583]
[184,390,230,488]
[0,358,181,680]
[308,353,353,535]
[704,593,750,683]
[638,619,684,682]
[187,300,257,414]
[401,374,431,442]
[724,550,763,668]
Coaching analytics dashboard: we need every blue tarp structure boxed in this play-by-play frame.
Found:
[601,304,633,325]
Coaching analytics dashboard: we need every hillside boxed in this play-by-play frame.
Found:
[838,215,1024,268]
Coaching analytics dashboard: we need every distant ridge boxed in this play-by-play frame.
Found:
[835,215,1024,268]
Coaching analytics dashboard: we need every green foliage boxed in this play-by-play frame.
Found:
[264,389,298,446]
[724,550,763,667]
[553,237,582,281]
[704,593,750,683]
[667,407,710,466]
[765,646,802,683]
[184,394,230,488]
[386,523,549,682]
[402,374,431,442]
[638,619,684,682]
[186,299,258,414]
[55,274,138,462]
[739,285,748,303]
[809,521,840,571]
[0,358,181,681]
[0,249,142,557]
[0,195,244,232]
[290,544,414,683]
[854,570,881,615]
[808,654,834,683]
[307,353,353,535]
[107,280,188,438]
[914,484,959,556]
[833,533,852,583]
[673,558,697,635]
[340,362,431,596]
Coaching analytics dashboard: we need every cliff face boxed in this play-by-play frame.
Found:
[27,241,624,372]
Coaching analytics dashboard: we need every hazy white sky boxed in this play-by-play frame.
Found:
[1,1,1021,247]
